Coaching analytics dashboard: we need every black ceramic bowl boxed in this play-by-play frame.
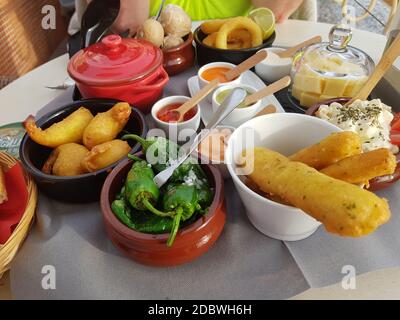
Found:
[19,99,148,203]
[193,26,276,67]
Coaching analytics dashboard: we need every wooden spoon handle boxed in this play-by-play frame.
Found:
[244,76,291,106]
[278,36,322,58]
[254,104,277,117]
[224,50,268,81]
[177,79,219,119]
[346,33,400,106]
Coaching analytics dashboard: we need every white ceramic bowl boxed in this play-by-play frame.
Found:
[151,96,201,142]
[198,62,243,103]
[226,113,343,241]
[194,125,235,179]
[212,83,261,127]
[255,48,292,83]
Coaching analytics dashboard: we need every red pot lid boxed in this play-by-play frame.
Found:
[68,35,163,86]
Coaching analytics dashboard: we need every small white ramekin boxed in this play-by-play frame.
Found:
[151,96,201,142]
[255,48,292,83]
[212,83,261,127]
[198,62,243,103]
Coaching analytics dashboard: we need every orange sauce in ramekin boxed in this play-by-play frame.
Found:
[201,67,232,83]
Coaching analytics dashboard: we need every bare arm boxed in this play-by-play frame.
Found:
[252,0,304,22]
[113,0,149,35]
[85,0,149,35]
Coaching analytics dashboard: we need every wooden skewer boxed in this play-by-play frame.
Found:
[346,32,400,106]
[244,76,291,106]
[173,79,219,122]
[277,36,322,58]
[224,50,268,81]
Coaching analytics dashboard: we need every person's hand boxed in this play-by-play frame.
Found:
[84,0,149,36]
[252,0,304,23]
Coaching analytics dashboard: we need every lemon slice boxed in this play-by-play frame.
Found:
[248,7,276,40]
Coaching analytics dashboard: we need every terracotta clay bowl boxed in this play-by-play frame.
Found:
[19,99,147,203]
[100,156,226,267]
[162,32,195,76]
[307,98,400,191]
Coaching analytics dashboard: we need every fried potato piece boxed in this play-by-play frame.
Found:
[81,139,131,172]
[0,166,7,204]
[245,147,391,237]
[215,17,262,49]
[24,107,93,148]
[289,132,362,170]
[321,148,397,184]
[42,143,89,176]
[203,32,218,47]
[200,19,228,34]
[83,102,131,150]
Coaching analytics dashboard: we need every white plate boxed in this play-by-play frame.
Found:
[187,70,285,127]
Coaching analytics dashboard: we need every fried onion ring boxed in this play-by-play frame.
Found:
[215,17,262,49]
[228,29,252,49]
[202,32,218,47]
[200,19,227,34]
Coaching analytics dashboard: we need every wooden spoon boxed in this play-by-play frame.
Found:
[224,50,268,81]
[244,76,291,106]
[170,79,219,122]
[277,36,322,59]
[254,104,277,117]
[346,33,400,106]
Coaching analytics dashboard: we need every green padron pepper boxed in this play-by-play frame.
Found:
[162,183,201,246]
[122,134,180,173]
[112,194,174,234]
[122,134,213,208]
[124,155,172,218]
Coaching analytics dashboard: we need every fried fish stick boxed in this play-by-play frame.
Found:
[289,131,362,170]
[321,148,397,184]
[24,107,93,148]
[245,147,390,237]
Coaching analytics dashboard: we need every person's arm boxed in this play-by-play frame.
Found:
[113,0,149,35]
[252,0,304,22]
[85,0,149,35]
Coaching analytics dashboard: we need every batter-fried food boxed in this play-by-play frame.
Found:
[0,166,7,204]
[245,147,391,237]
[42,143,89,176]
[24,107,94,148]
[215,17,262,49]
[200,19,227,34]
[81,139,131,172]
[321,148,397,184]
[83,102,131,149]
[203,32,218,47]
[289,131,362,170]
[228,29,252,49]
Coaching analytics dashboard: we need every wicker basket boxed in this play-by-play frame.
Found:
[0,152,37,278]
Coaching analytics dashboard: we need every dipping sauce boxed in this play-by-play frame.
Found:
[198,128,233,162]
[201,67,232,83]
[157,103,197,123]
[216,88,253,108]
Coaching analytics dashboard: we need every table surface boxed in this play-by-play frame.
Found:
[2,19,400,299]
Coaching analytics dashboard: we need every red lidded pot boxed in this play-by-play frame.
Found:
[68,35,169,113]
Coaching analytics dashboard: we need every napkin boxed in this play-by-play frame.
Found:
[0,163,28,244]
